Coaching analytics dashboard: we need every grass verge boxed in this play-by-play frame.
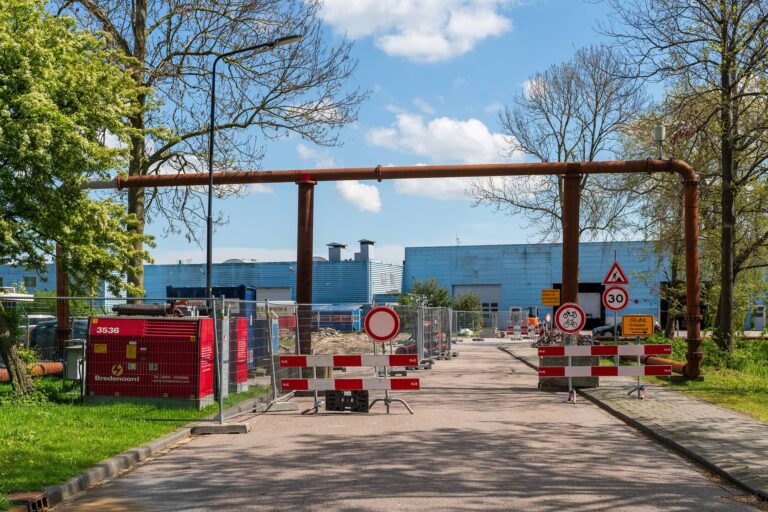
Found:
[644,336,768,423]
[0,377,267,509]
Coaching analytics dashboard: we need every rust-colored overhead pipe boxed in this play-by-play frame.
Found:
[85,159,702,378]
[296,174,315,358]
[561,169,581,304]
[88,159,697,189]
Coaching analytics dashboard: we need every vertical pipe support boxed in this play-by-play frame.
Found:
[682,177,703,378]
[55,244,71,355]
[296,175,316,357]
[561,167,581,304]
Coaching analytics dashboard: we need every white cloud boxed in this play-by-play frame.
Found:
[336,181,382,213]
[413,98,435,115]
[366,112,514,164]
[322,0,512,63]
[297,143,336,168]
[394,177,475,200]
[484,101,504,113]
[248,184,274,194]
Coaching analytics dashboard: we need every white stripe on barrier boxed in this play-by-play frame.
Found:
[538,344,672,357]
[280,377,421,391]
[538,365,672,377]
[279,354,418,368]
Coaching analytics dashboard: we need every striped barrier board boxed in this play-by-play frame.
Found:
[538,365,672,377]
[279,354,418,368]
[538,344,672,357]
[281,378,421,391]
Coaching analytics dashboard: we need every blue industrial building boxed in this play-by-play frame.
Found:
[144,240,403,304]
[402,241,669,329]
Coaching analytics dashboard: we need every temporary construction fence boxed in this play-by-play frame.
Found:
[2,296,460,415]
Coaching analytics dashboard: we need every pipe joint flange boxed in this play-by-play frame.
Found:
[375,164,383,182]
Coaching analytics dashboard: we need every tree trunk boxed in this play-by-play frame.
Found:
[126,0,147,297]
[0,307,34,395]
[716,38,736,353]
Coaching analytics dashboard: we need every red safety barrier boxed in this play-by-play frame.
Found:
[279,354,418,368]
[538,344,672,357]
[281,378,421,391]
[538,366,672,377]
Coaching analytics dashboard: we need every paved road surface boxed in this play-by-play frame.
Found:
[55,342,753,511]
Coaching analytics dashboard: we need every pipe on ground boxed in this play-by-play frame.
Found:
[0,361,64,382]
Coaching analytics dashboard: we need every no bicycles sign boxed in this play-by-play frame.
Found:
[555,303,586,334]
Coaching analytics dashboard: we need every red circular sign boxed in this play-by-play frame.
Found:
[364,307,401,342]
[554,303,586,334]
[602,286,629,312]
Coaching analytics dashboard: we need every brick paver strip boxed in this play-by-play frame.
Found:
[503,344,768,500]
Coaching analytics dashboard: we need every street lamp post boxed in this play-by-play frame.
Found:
[206,34,303,297]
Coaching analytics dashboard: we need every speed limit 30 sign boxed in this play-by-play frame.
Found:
[603,286,629,312]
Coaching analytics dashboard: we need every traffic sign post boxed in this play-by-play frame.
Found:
[603,285,630,366]
[554,303,586,403]
[364,307,412,414]
[602,261,630,285]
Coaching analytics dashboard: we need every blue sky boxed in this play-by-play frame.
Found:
[146,0,615,265]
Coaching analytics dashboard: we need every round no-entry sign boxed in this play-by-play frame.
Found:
[364,306,401,342]
[602,286,629,312]
[555,302,586,334]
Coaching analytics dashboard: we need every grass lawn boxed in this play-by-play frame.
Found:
[644,336,768,423]
[0,377,267,508]
[595,336,768,422]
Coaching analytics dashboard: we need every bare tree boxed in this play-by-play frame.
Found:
[603,0,768,351]
[54,0,366,291]
[472,45,648,241]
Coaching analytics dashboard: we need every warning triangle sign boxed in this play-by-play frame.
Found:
[602,261,630,285]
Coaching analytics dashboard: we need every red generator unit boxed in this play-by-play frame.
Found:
[87,316,215,408]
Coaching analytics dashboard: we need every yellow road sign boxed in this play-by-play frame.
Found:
[541,289,560,306]
[622,315,654,336]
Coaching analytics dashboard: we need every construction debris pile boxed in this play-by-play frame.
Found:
[536,330,594,346]
[312,329,412,355]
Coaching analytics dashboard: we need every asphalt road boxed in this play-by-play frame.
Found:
[55,341,754,511]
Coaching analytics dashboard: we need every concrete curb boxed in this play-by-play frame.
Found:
[498,346,768,502]
[497,345,538,372]
[42,394,272,507]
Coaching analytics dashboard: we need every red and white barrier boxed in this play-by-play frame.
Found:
[538,344,671,357]
[279,354,418,368]
[538,366,672,377]
[281,378,421,391]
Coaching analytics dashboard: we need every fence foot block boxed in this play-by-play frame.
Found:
[191,424,249,435]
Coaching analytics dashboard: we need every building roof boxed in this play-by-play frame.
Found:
[358,239,375,244]
[327,242,347,248]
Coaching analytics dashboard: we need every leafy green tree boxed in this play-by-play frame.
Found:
[604,0,768,351]
[400,279,452,308]
[55,0,366,293]
[452,293,481,312]
[0,0,151,395]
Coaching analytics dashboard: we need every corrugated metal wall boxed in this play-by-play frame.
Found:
[403,241,665,323]
[143,260,384,304]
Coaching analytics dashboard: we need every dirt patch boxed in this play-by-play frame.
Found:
[312,328,412,354]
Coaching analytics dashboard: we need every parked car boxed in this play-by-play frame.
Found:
[592,321,662,337]
[29,318,88,357]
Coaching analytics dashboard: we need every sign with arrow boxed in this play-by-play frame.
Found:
[602,261,630,286]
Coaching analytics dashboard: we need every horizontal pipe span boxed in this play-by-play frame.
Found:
[82,159,696,190]
[0,361,64,382]
[640,355,686,375]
